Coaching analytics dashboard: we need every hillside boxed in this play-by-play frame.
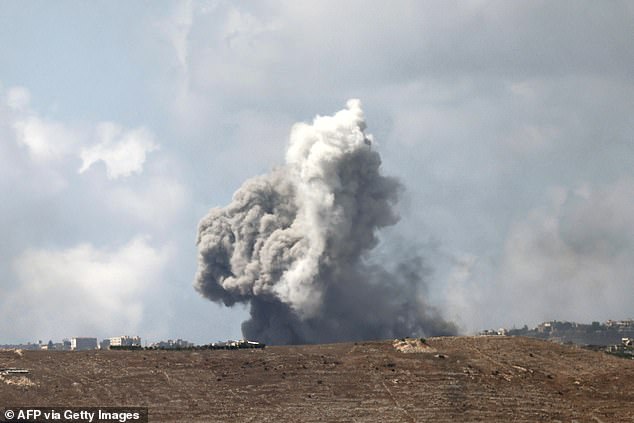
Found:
[1,336,633,422]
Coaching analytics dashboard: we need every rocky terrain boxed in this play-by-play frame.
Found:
[1,336,633,422]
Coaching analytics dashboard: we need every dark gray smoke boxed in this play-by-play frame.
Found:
[195,100,457,344]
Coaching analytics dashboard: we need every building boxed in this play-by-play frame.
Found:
[99,339,111,350]
[70,337,97,351]
[478,329,501,336]
[40,340,66,351]
[108,336,141,348]
[0,342,40,350]
[150,339,194,349]
[209,339,265,349]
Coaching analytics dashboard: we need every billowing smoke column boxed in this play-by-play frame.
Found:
[195,100,457,344]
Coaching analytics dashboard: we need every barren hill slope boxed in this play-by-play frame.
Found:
[1,336,633,422]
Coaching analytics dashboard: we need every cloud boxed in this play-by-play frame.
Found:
[162,1,633,110]
[6,86,31,111]
[3,85,159,180]
[79,122,158,179]
[2,237,170,341]
[106,175,188,228]
[13,115,78,163]
[0,83,185,341]
[447,180,634,331]
[154,0,194,73]
[3,86,78,164]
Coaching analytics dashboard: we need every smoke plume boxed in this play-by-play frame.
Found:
[195,100,456,344]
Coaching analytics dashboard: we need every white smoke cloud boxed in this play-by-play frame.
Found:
[195,100,456,344]
[446,181,634,331]
[500,181,634,322]
[79,122,158,179]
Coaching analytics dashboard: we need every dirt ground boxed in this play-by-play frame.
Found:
[1,336,633,422]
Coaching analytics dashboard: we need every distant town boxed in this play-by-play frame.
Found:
[1,319,632,358]
[478,319,634,358]
[0,335,264,351]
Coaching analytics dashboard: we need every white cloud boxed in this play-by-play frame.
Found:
[157,0,194,72]
[79,122,158,179]
[4,86,159,179]
[107,176,189,227]
[221,8,280,52]
[2,237,170,340]
[13,115,78,162]
[6,86,31,110]
[4,85,78,164]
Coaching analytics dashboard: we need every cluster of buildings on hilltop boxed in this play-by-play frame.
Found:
[99,336,142,350]
[0,335,145,351]
[148,339,194,349]
[0,336,266,351]
[479,319,634,349]
[0,335,216,351]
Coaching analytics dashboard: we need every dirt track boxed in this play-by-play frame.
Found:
[1,336,633,422]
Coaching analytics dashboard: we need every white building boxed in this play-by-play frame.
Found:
[109,336,141,348]
[71,337,97,351]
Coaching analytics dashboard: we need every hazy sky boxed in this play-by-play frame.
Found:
[1,1,633,344]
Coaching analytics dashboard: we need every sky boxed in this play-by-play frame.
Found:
[1,0,633,344]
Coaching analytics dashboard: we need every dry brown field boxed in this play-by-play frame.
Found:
[1,336,633,422]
